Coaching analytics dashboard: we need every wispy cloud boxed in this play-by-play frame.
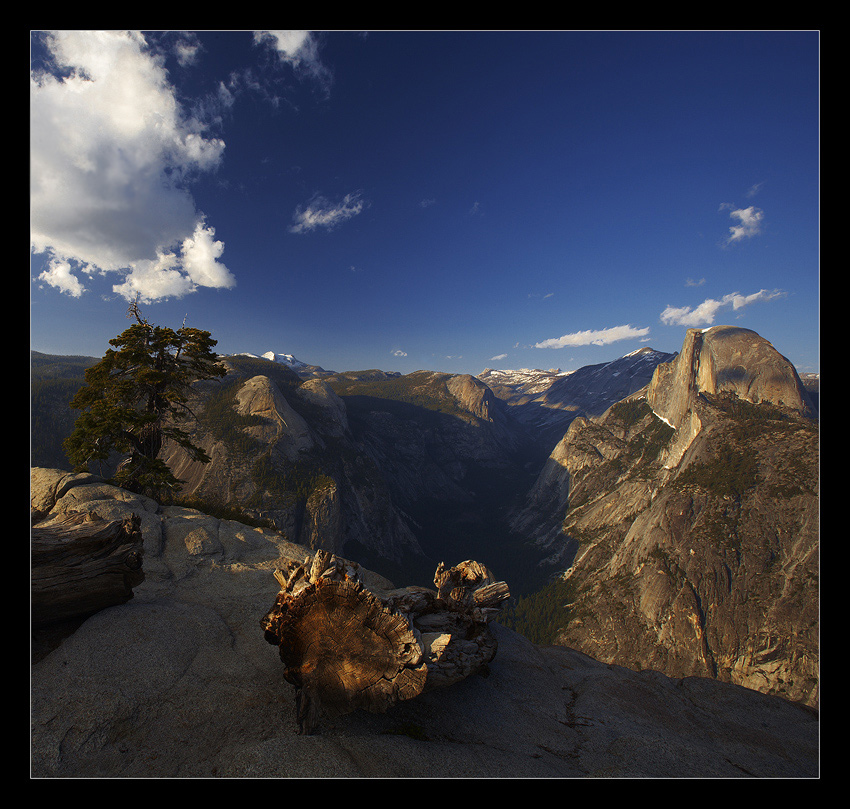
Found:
[289,192,367,234]
[719,203,764,245]
[253,31,331,90]
[685,277,706,287]
[391,349,407,357]
[534,324,650,349]
[30,30,234,303]
[660,289,786,327]
[490,353,508,361]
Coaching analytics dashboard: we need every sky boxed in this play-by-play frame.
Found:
[30,30,820,376]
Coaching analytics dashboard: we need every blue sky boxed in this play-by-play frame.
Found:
[30,30,820,376]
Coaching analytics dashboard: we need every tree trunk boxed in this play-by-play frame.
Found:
[260,550,510,733]
[31,511,145,627]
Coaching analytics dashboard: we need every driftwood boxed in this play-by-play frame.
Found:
[31,511,145,627]
[260,550,510,733]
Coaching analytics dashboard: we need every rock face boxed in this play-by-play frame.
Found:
[513,326,819,708]
[30,468,818,778]
[157,355,423,568]
[330,370,525,507]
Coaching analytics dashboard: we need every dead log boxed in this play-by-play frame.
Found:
[31,511,145,627]
[260,550,510,733]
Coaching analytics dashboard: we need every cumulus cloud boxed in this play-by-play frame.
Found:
[37,258,86,298]
[660,289,785,327]
[289,192,367,234]
[719,203,764,244]
[111,222,235,304]
[534,324,650,349]
[30,30,234,302]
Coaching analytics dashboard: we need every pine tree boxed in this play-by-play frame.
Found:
[64,302,227,498]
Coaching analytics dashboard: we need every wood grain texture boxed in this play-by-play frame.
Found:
[261,550,509,733]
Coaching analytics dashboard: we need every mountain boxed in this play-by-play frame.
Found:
[30,332,819,616]
[30,351,98,470]
[511,326,819,707]
[157,354,424,580]
[229,351,335,378]
[30,325,820,716]
[147,357,544,590]
[480,347,677,451]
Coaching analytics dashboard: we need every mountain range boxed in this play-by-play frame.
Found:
[30,326,819,707]
[480,347,678,449]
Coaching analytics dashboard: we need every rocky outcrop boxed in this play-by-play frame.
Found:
[513,327,820,708]
[30,468,818,778]
[233,374,315,456]
[646,326,815,465]
[445,373,501,422]
[156,356,423,568]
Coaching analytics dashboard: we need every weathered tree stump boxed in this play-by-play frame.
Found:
[260,550,510,733]
[31,511,145,627]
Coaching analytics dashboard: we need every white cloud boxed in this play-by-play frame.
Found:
[289,192,366,234]
[253,31,330,88]
[110,222,235,304]
[490,353,508,361]
[392,349,407,357]
[179,222,235,289]
[719,203,764,244]
[31,30,232,302]
[172,32,202,67]
[660,289,785,327]
[111,252,195,303]
[534,324,650,349]
[37,257,86,298]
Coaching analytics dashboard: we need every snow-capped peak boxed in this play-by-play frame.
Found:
[261,351,307,369]
[229,351,308,369]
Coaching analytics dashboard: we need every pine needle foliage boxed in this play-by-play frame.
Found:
[63,302,227,498]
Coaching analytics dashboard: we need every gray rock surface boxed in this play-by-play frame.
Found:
[31,468,818,778]
[515,326,819,709]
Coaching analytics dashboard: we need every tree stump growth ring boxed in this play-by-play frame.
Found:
[261,551,509,733]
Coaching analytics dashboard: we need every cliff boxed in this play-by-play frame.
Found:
[512,326,819,708]
[30,468,818,778]
[156,355,424,571]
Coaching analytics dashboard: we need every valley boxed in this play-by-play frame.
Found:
[30,325,819,707]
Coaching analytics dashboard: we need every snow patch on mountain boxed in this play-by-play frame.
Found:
[479,367,573,396]
[230,351,331,377]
